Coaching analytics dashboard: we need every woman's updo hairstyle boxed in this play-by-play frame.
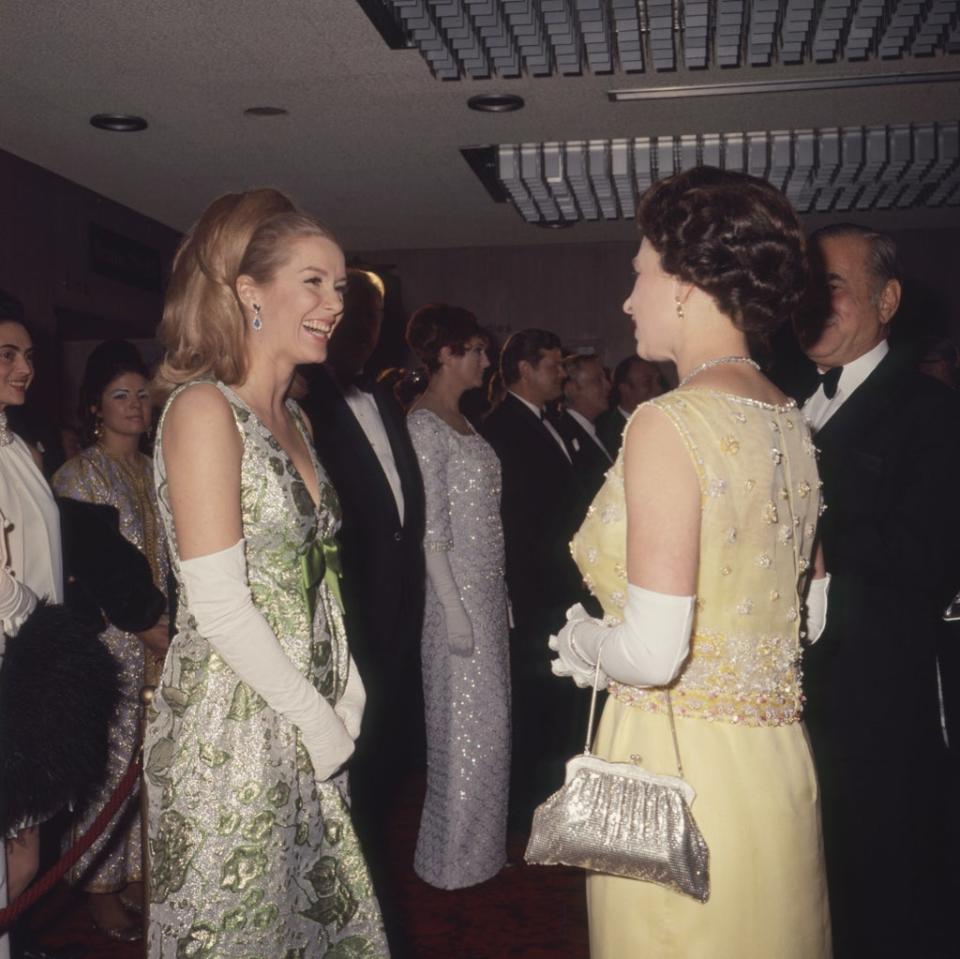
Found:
[156,188,336,392]
[405,304,487,375]
[636,166,807,350]
[79,339,149,446]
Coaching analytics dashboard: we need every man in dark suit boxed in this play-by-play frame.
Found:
[299,269,424,951]
[797,224,960,959]
[595,354,664,457]
[558,352,613,503]
[481,329,592,827]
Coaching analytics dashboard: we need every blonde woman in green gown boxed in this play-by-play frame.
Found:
[145,189,387,957]
[549,168,832,958]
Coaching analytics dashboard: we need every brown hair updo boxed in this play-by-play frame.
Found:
[405,304,487,374]
[156,188,336,391]
[636,166,807,349]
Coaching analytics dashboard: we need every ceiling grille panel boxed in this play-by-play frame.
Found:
[489,121,960,221]
[374,0,960,76]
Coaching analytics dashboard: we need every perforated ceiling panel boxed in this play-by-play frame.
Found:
[490,122,960,222]
[378,0,960,77]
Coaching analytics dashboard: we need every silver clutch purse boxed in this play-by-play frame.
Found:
[524,658,710,902]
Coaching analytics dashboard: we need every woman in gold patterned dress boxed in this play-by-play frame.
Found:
[548,167,833,958]
[53,339,169,941]
[145,189,386,957]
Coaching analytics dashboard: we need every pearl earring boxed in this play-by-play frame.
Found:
[252,303,263,332]
[675,298,685,322]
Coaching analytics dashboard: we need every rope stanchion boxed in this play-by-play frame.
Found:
[0,752,142,932]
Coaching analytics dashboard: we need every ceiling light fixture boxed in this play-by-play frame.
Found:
[609,70,960,101]
[89,114,148,132]
[243,106,289,117]
[467,94,524,113]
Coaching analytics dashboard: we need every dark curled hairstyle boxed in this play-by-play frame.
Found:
[499,328,562,387]
[406,304,487,374]
[79,339,149,446]
[636,166,808,349]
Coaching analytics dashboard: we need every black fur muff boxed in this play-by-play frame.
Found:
[0,601,120,835]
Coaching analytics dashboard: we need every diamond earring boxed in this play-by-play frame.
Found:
[252,303,263,331]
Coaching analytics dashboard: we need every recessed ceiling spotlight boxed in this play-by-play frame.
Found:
[243,106,289,117]
[89,114,148,132]
[467,94,524,113]
[535,220,575,230]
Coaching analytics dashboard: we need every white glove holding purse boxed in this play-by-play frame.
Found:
[549,584,695,689]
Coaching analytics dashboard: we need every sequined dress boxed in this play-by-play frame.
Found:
[572,390,831,959]
[53,445,168,893]
[408,409,511,889]
[145,382,387,958]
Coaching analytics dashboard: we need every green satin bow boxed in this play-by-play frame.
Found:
[299,536,343,622]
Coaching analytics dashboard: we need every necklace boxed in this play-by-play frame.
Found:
[0,410,12,447]
[678,355,760,389]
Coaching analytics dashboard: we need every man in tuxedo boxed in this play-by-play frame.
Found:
[558,352,613,502]
[299,269,424,951]
[595,354,664,457]
[481,330,592,827]
[798,224,960,958]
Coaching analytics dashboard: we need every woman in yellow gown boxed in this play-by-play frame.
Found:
[550,167,832,958]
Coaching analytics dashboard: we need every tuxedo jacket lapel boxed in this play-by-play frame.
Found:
[814,350,903,452]
[506,396,574,471]
[307,367,402,526]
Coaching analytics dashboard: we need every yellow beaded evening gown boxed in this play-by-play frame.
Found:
[571,390,831,959]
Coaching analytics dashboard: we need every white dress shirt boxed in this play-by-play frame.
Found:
[803,339,889,431]
[509,391,571,463]
[567,408,613,462]
[342,386,405,523]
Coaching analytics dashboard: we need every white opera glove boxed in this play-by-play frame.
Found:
[425,550,474,656]
[805,574,831,645]
[549,584,695,689]
[179,540,354,782]
[549,603,609,688]
[0,564,38,639]
[334,653,366,741]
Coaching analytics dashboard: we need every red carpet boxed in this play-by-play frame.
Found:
[16,775,589,959]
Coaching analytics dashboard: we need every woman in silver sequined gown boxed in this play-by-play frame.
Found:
[405,305,511,889]
[144,190,386,957]
[53,340,169,941]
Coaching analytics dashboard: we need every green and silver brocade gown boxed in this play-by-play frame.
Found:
[145,381,387,958]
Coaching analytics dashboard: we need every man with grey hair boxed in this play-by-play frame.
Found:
[799,223,960,958]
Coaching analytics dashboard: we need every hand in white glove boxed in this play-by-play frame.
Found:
[179,540,355,783]
[548,603,609,689]
[549,586,695,690]
[426,550,474,656]
[333,653,366,741]
[804,574,831,645]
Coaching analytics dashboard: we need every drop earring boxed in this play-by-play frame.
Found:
[675,298,685,322]
[94,416,104,441]
[252,303,263,332]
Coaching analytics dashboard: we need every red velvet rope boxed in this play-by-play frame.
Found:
[0,754,142,931]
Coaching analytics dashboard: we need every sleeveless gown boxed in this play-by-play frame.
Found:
[145,381,387,958]
[572,390,831,959]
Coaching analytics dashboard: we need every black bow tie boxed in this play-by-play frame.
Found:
[817,367,842,399]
